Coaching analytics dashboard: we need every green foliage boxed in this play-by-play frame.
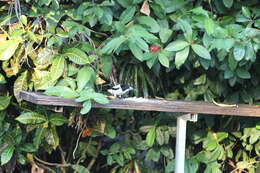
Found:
[0,0,259,172]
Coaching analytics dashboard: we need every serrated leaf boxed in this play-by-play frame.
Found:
[137,16,160,33]
[77,66,93,92]
[49,113,67,126]
[175,46,190,69]
[146,127,156,147]
[16,112,46,124]
[44,86,79,98]
[233,45,245,61]
[14,70,28,102]
[72,165,90,173]
[80,100,92,114]
[159,28,172,43]
[158,53,169,68]
[165,40,189,51]
[0,39,21,61]
[0,96,11,110]
[119,6,136,24]
[50,56,65,82]
[192,44,211,60]
[204,18,215,35]
[63,48,90,65]
[1,145,14,165]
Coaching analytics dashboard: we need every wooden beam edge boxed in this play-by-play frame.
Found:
[20,91,260,117]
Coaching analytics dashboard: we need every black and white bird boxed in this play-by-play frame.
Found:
[108,84,133,97]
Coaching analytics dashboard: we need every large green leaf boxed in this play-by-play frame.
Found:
[158,52,169,68]
[165,40,189,51]
[71,165,90,173]
[128,42,144,61]
[146,126,156,147]
[0,96,11,110]
[45,127,59,149]
[191,7,209,17]
[159,28,172,43]
[50,56,65,82]
[33,127,46,149]
[0,39,21,61]
[16,112,46,124]
[49,113,67,126]
[175,46,190,69]
[223,0,233,8]
[177,19,192,37]
[81,100,92,114]
[62,48,90,65]
[0,73,6,84]
[191,44,211,60]
[185,159,199,173]
[101,36,127,54]
[204,18,215,35]
[92,93,109,104]
[236,68,251,79]
[44,86,79,98]
[101,56,113,77]
[233,45,245,61]
[13,70,28,102]
[76,66,93,92]
[137,16,160,33]
[119,6,136,24]
[1,145,14,165]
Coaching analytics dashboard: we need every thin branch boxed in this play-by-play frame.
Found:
[37,163,56,173]
[87,141,102,170]
[73,130,83,159]
[34,155,70,167]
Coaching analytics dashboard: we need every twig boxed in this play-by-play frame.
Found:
[34,155,70,167]
[58,146,67,173]
[37,163,56,173]
[87,141,102,170]
[73,130,83,159]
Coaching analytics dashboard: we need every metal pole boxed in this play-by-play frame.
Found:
[174,114,197,173]
[174,116,187,173]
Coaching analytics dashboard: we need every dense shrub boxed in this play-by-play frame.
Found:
[0,0,259,172]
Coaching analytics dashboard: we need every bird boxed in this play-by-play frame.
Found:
[107,84,133,98]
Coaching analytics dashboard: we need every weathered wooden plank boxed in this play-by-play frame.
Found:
[20,91,260,117]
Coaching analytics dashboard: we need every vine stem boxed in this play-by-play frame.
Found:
[87,141,102,170]
[34,155,70,167]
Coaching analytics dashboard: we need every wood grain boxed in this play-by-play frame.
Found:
[20,91,260,117]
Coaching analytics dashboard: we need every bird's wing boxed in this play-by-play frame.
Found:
[112,84,121,90]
